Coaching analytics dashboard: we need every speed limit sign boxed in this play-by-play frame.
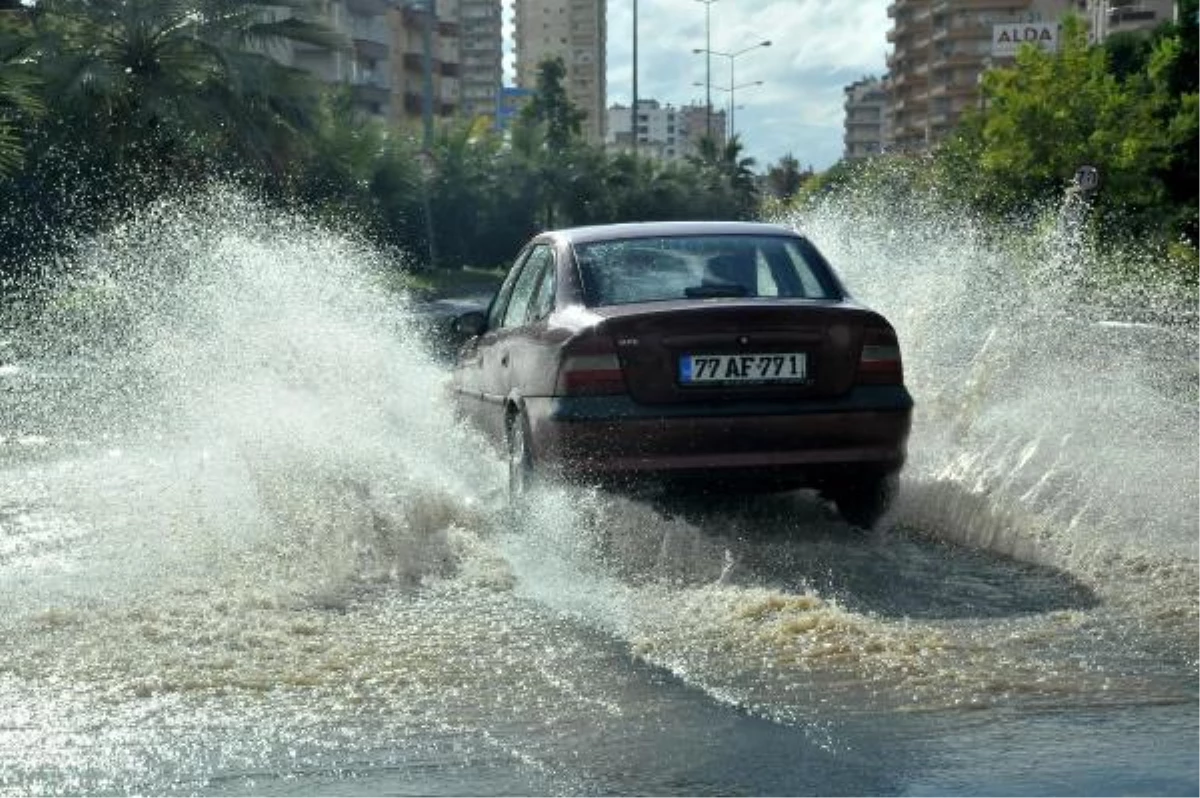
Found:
[1075,165,1100,192]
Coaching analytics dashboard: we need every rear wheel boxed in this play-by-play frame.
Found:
[506,411,536,503]
[824,472,898,529]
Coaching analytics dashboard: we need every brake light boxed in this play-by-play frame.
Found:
[856,327,904,384]
[557,334,627,396]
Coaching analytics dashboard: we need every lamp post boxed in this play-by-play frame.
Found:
[694,0,720,138]
[693,40,770,140]
[693,79,764,140]
[727,79,763,140]
[632,0,638,155]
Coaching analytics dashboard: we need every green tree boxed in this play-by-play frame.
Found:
[764,153,809,201]
[0,12,42,176]
[29,0,343,174]
[976,15,1169,222]
[687,134,759,219]
[1143,2,1198,243]
[517,56,585,155]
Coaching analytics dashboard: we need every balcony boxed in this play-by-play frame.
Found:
[350,63,391,89]
[1109,7,1159,24]
[930,50,980,69]
[932,22,983,42]
[353,38,388,61]
[352,82,389,106]
[346,0,390,14]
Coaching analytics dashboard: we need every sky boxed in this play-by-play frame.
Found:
[602,0,892,172]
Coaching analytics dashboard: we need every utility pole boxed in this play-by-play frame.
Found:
[422,0,436,150]
[695,0,719,139]
[631,0,638,155]
[420,0,437,268]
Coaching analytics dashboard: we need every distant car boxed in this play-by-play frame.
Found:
[447,221,913,526]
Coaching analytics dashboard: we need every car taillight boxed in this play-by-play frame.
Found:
[856,327,904,384]
[557,335,627,396]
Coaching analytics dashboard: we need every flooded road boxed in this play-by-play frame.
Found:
[1,189,1195,795]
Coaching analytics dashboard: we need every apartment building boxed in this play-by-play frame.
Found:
[886,0,1087,153]
[606,100,727,161]
[678,103,728,154]
[843,77,889,160]
[390,0,461,130]
[275,0,471,132]
[513,0,607,144]
[280,0,397,120]
[458,0,504,123]
[1087,0,1176,41]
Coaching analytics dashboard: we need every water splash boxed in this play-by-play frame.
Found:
[0,183,1194,779]
[0,185,507,615]
[779,180,1198,581]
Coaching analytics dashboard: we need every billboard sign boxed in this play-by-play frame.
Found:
[992,23,1059,57]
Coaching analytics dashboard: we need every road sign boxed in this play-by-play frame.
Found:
[1075,165,1100,193]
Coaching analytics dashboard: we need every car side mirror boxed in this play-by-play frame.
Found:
[452,310,488,339]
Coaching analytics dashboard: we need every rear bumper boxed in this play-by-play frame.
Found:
[523,385,912,483]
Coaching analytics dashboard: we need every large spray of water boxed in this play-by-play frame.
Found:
[1,186,507,615]
[0,182,1194,769]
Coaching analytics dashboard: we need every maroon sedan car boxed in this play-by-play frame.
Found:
[448,221,912,526]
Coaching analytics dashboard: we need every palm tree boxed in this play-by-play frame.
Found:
[0,12,44,176]
[31,0,346,173]
[687,134,759,219]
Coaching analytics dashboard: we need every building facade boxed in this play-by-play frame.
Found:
[886,0,1088,153]
[277,0,476,133]
[513,0,607,144]
[390,0,461,131]
[279,0,398,121]
[458,0,504,124]
[843,77,889,160]
[606,100,727,161]
[678,103,727,155]
[1087,0,1176,41]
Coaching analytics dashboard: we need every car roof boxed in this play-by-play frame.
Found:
[539,221,805,246]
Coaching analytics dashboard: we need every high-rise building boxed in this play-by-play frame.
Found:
[513,0,607,144]
[886,0,1087,153]
[1087,0,1176,41]
[843,77,889,160]
[279,0,397,121]
[458,0,504,124]
[390,0,462,131]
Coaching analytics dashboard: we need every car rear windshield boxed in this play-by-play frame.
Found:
[573,234,843,307]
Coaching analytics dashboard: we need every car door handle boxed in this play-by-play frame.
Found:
[501,353,509,367]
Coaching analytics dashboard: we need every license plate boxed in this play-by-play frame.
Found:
[679,352,808,385]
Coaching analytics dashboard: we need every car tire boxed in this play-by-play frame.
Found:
[506,410,537,503]
[825,472,897,529]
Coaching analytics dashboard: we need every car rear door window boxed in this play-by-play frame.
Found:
[527,258,556,323]
[501,245,553,328]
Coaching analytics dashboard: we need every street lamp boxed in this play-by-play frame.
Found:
[692,40,770,141]
[727,80,763,140]
[693,79,764,140]
[694,0,721,138]
[632,0,638,155]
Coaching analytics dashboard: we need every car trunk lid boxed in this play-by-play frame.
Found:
[591,300,890,404]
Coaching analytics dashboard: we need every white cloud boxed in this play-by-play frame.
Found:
[605,0,890,170]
